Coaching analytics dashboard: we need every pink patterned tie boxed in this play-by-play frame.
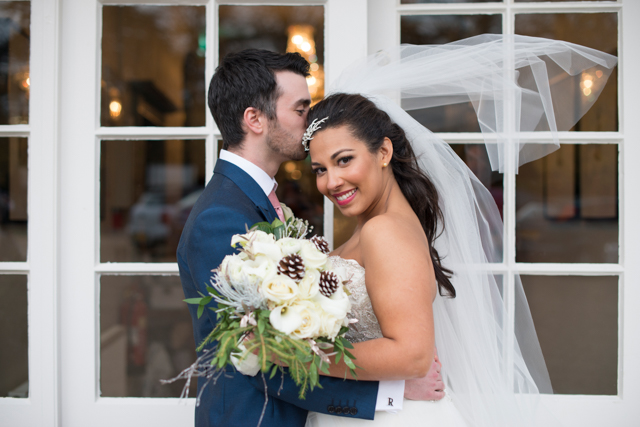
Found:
[268,187,285,222]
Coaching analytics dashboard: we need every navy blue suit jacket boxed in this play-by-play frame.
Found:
[178,159,379,427]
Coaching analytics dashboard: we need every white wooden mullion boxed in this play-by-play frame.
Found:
[0,263,30,272]
[501,0,517,390]
[216,0,323,5]
[96,126,215,140]
[2,0,61,426]
[205,0,217,181]
[323,0,366,250]
[97,263,180,274]
[100,0,208,4]
[619,0,640,417]
[514,263,623,276]
[397,1,621,15]
[59,0,101,425]
[0,124,29,136]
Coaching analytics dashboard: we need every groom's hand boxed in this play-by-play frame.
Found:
[403,349,445,401]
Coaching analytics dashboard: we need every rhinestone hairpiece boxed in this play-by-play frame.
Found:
[301,117,329,151]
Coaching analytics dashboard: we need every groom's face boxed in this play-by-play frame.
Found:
[265,71,311,162]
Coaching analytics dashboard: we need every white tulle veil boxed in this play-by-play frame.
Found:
[324,35,617,426]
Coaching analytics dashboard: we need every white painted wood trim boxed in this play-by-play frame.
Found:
[1,1,62,427]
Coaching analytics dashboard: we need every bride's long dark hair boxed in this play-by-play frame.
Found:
[308,93,455,297]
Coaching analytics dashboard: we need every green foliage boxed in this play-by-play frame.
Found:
[184,297,359,399]
[250,218,285,240]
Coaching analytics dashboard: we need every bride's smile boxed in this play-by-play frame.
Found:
[333,188,357,205]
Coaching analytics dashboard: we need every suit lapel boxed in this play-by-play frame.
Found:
[214,159,279,223]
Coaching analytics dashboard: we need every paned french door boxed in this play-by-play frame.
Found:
[0,0,59,426]
[57,0,367,426]
[367,0,638,425]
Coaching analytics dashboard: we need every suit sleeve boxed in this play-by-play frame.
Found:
[183,205,256,348]
[243,367,379,420]
[185,205,380,420]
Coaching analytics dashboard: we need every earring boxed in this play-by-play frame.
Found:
[382,162,388,168]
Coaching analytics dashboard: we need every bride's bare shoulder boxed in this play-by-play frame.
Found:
[360,213,427,254]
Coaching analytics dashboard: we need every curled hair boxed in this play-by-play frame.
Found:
[308,94,455,297]
[208,49,310,150]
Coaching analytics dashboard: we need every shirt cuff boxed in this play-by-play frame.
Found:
[375,380,405,412]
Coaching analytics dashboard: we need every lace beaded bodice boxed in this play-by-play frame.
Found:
[329,256,383,343]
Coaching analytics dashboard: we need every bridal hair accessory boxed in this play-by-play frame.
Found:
[301,116,329,151]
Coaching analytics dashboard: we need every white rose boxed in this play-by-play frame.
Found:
[290,301,322,339]
[276,237,302,256]
[270,305,303,335]
[220,254,247,284]
[318,312,343,340]
[231,230,275,253]
[252,240,283,263]
[261,274,299,304]
[243,256,277,286]
[313,286,351,320]
[280,203,294,221]
[299,241,328,270]
[297,268,320,300]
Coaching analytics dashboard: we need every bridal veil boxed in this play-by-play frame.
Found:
[327,35,617,426]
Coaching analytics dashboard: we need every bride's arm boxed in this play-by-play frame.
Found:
[323,214,437,381]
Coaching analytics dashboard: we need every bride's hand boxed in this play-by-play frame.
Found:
[403,348,445,401]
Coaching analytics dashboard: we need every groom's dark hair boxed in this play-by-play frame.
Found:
[208,49,310,150]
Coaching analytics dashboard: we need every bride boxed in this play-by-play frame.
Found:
[300,35,617,427]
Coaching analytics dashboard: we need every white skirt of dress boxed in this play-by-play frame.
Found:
[306,392,469,427]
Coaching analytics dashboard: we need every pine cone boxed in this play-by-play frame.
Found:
[311,235,330,254]
[278,254,305,282]
[319,271,340,297]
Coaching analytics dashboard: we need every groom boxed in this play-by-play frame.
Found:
[178,49,444,427]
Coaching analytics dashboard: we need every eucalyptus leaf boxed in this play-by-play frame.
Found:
[341,338,354,349]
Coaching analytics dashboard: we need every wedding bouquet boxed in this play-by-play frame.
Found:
[183,208,358,400]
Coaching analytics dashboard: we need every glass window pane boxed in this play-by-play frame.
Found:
[516,144,618,263]
[451,144,503,261]
[100,140,206,263]
[219,5,324,104]
[520,275,618,395]
[100,275,196,397]
[516,0,599,2]
[0,137,27,262]
[101,6,206,127]
[0,2,29,125]
[515,13,618,132]
[218,5,327,237]
[276,159,323,237]
[402,0,498,3]
[0,275,28,397]
[400,14,501,132]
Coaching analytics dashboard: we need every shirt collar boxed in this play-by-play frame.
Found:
[219,149,277,196]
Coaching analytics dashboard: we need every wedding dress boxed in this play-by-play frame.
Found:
[306,257,469,427]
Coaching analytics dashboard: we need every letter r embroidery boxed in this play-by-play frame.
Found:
[388,398,394,407]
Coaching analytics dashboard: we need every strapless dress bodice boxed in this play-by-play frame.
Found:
[329,256,383,343]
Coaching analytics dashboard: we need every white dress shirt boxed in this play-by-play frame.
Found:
[218,149,405,411]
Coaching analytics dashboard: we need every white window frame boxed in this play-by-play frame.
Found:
[0,0,60,426]
[56,0,368,426]
[368,0,639,425]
